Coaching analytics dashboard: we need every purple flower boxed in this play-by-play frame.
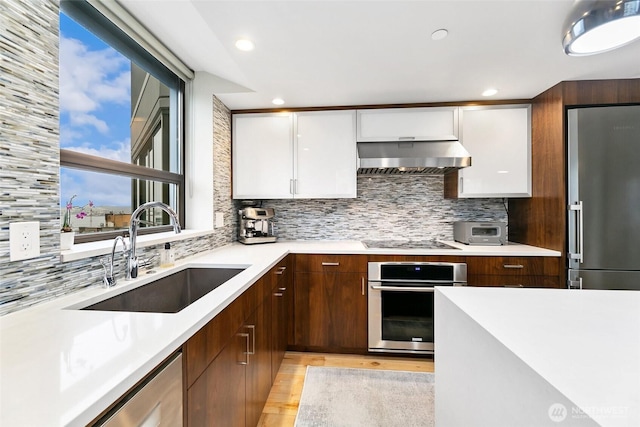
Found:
[76,211,87,219]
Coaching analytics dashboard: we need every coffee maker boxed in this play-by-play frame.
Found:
[238,207,277,244]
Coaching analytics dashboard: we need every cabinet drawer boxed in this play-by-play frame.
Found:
[295,254,367,273]
[466,257,545,276]
[468,275,560,288]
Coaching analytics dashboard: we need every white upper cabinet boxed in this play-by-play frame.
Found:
[294,111,357,198]
[456,104,532,198]
[233,113,294,199]
[356,107,459,142]
[232,110,357,199]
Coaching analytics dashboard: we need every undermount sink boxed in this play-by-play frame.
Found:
[82,267,246,313]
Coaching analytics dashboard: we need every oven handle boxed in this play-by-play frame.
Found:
[370,285,436,292]
[369,279,461,285]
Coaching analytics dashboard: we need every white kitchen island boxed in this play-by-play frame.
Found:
[435,287,640,427]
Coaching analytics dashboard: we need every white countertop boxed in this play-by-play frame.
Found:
[0,240,559,426]
[436,287,640,426]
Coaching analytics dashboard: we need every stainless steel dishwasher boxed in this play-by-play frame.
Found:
[98,352,183,426]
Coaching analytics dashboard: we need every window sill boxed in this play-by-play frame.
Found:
[60,229,214,263]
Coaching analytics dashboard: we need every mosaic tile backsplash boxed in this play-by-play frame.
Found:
[254,175,508,241]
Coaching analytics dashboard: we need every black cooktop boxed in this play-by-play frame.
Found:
[362,240,460,250]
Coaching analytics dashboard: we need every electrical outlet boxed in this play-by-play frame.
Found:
[215,212,224,228]
[9,221,40,261]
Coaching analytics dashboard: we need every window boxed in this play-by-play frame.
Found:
[59,1,186,243]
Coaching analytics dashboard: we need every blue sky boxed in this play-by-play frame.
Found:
[59,12,132,207]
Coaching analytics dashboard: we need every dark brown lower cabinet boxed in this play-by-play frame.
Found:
[294,271,367,352]
[245,299,272,427]
[185,257,291,427]
[187,331,247,427]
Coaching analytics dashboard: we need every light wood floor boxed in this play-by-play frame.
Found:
[257,352,435,427]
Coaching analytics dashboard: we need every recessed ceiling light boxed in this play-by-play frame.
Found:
[235,39,255,51]
[431,29,448,41]
[482,88,498,97]
[272,98,285,105]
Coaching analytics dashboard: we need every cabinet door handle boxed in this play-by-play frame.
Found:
[245,325,255,355]
[398,136,415,140]
[278,266,287,271]
[294,179,298,194]
[503,264,524,269]
[274,292,284,297]
[321,262,340,266]
[361,277,365,296]
[504,284,524,288]
[275,270,284,275]
[238,332,250,365]
[278,287,287,291]
[459,177,463,193]
[290,179,294,195]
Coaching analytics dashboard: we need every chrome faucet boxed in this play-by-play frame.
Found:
[101,235,127,287]
[128,201,181,279]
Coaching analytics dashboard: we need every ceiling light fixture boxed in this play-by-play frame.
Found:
[563,0,640,55]
[431,29,448,41]
[235,39,255,51]
[482,88,498,97]
[272,98,285,105]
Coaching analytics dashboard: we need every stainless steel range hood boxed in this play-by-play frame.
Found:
[357,140,472,175]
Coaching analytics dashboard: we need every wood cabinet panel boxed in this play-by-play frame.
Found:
[295,254,367,273]
[187,332,247,427]
[466,256,561,288]
[245,299,272,427]
[468,274,561,288]
[294,271,367,351]
[184,295,246,388]
[466,257,544,276]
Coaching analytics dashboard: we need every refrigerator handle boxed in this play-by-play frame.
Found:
[568,276,583,290]
[568,201,584,263]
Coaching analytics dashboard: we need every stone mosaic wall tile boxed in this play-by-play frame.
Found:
[249,175,508,241]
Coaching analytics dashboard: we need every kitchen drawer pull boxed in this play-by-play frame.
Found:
[275,270,284,275]
[238,333,250,365]
[278,266,287,271]
[245,325,255,355]
[503,264,524,269]
[274,292,284,297]
[321,262,340,266]
[278,287,287,291]
[504,284,524,288]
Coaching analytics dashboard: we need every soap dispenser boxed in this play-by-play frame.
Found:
[161,242,175,267]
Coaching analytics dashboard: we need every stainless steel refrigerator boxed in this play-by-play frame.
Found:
[567,105,640,290]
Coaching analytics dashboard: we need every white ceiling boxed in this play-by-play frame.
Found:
[120,0,640,110]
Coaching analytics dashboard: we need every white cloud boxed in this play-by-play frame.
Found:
[69,113,109,134]
[59,36,131,133]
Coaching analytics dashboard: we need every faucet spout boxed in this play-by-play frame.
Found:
[102,235,127,287]
[128,201,181,279]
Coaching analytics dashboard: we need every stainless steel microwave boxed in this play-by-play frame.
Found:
[453,221,506,245]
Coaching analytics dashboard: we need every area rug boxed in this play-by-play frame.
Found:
[294,366,435,427]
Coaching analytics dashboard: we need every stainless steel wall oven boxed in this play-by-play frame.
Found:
[368,262,467,354]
